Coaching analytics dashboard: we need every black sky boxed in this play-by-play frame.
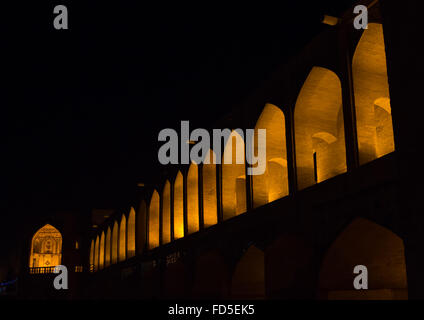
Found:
[1,1,356,260]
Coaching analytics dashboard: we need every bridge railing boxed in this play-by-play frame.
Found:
[29,266,56,274]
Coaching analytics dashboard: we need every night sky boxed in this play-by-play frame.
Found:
[1,1,356,265]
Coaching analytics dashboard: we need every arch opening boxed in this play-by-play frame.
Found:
[127,207,136,258]
[353,23,395,164]
[294,66,347,189]
[149,190,160,249]
[252,104,289,207]
[318,218,407,300]
[119,214,126,262]
[99,231,105,270]
[173,172,184,239]
[187,163,199,234]
[222,130,247,220]
[203,150,218,228]
[89,239,94,271]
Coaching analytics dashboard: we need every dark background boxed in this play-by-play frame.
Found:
[1,1,356,267]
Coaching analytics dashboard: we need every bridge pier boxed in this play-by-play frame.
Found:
[381,0,424,299]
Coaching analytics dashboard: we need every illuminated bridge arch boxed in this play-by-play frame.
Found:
[127,207,136,258]
[89,239,94,271]
[252,103,289,208]
[148,190,160,249]
[353,23,395,164]
[222,130,247,220]
[187,163,199,234]
[294,66,347,190]
[99,231,105,270]
[173,172,184,240]
[202,149,218,228]
[119,214,126,262]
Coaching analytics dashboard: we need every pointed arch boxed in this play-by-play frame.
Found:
[105,227,111,267]
[162,181,171,244]
[222,130,246,220]
[353,23,395,164]
[252,104,289,208]
[99,231,105,270]
[94,235,100,271]
[318,218,407,300]
[29,224,62,269]
[111,221,119,264]
[89,239,94,271]
[149,190,160,249]
[127,207,136,258]
[187,163,199,234]
[119,214,126,261]
[203,150,218,228]
[294,66,347,190]
[173,172,184,239]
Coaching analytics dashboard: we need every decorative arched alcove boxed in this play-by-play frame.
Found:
[29,224,62,269]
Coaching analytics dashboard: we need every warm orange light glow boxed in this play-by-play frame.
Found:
[94,235,99,271]
[99,231,105,270]
[187,163,199,234]
[322,15,339,26]
[222,130,246,220]
[162,181,171,244]
[29,224,62,269]
[294,67,347,190]
[252,104,289,207]
[89,239,94,270]
[149,190,160,249]
[127,207,136,258]
[112,221,118,264]
[203,150,218,228]
[105,227,111,267]
[119,214,126,262]
[353,23,395,164]
[173,172,184,239]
